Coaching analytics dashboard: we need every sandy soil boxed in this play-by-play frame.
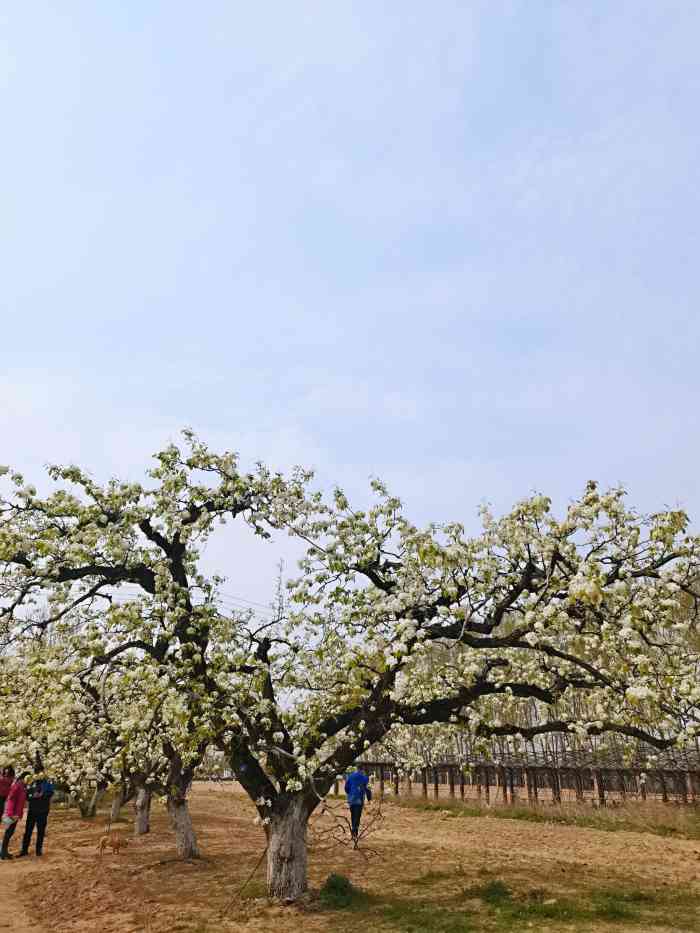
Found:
[0,851,48,932]
[1,784,698,932]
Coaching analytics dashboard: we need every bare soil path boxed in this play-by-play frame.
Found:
[8,785,700,932]
[0,854,48,932]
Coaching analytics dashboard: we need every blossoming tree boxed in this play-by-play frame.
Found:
[0,434,310,857]
[2,437,700,900]
[218,480,700,898]
[0,642,184,830]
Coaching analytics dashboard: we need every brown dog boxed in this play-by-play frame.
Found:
[98,832,129,856]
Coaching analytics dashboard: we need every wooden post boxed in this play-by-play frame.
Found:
[459,769,466,800]
[448,766,456,798]
[594,769,605,807]
[508,768,516,805]
[433,767,439,800]
[617,769,627,803]
[631,771,639,798]
[421,767,428,798]
[498,764,508,804]
[476,766,483,804]
[658,771,668,803]
[379,764,385,799]
[532,768,539,803]
[393,770,400,797]
[484,766,491,805]
[551,768,561,805]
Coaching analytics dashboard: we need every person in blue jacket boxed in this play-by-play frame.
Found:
[345,764,372,842]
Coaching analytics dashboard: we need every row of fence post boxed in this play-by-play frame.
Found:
[331,762,700,806]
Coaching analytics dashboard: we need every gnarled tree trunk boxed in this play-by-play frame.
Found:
[163,746,201,858]
[167,792,199,858]
[266,796,310,901]
[134,785,152,835]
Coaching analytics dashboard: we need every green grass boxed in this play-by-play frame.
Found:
[318,872,472,929]
[465,880,511,905]
[376,901,474,932]
[322,869,700,932]
[319,873,368,909]
[462,881,642,927]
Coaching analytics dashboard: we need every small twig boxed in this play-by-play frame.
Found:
[308,796,385,857]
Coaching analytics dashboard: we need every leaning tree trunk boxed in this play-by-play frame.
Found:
[167,791,199,858]
[266,796,310,901]
[134,785,152,835]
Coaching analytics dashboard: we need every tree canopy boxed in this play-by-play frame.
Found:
[2,435,699,897]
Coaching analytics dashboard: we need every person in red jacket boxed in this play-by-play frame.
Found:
[0,767,13,819]
[1,771,29,860]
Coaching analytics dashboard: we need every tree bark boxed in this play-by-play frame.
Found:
[110,795,123,823]
[167,793,199,858]
[110,782,134,823]
[266,796,310,901]
[134,785,152,836]
[79,782,107,818]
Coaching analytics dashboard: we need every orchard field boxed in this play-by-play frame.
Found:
[1,782,700,933]
[3,438,700,921]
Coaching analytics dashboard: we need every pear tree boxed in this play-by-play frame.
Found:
[219,481,700,899]
[0,434,310,857]
[3,440,700,899]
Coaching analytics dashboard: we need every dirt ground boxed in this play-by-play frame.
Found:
[1,783,699,933]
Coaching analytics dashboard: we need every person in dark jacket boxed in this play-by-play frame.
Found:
[345,765,372,842]
[0,767,13,819]
[18,773,54,857]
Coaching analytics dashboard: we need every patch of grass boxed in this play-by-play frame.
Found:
[466,878,699,929]
[321,878,700,933]
[464,880,511,906]
[323,857,700,933]
[407,800,483,818]
[319,878,475,930]
[591,893,637,921]
[319,873,365,909]
[465,879,636,927]
[394,795,700,840]
[377,901,473,932]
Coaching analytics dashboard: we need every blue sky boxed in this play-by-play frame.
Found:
[1,2,699,602]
